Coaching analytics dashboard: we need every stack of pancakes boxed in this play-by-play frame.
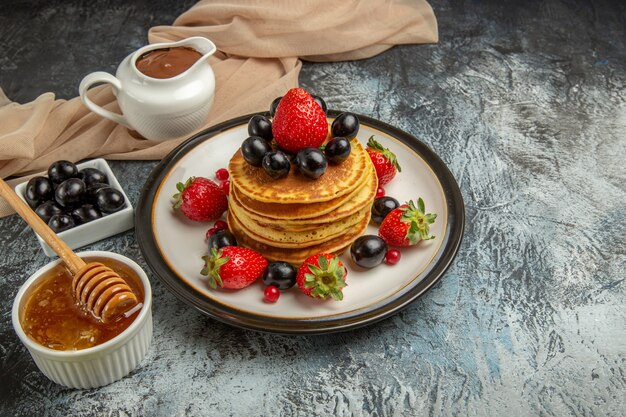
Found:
[227,139,376,265]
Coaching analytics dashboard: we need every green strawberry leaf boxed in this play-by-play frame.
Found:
[400,198,437,244]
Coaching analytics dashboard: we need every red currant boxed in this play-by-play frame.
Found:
[221,180,231,196]
[214,220,227,230]
[264,285,280,303]
[375,186,385,199]
[384,249,401,265]
[215,168,229,181]
[205,227,218,240]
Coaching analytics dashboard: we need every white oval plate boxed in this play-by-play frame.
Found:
[136,111,464,334]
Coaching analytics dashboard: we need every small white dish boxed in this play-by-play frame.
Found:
[15,158,134,257]
[12,251,153,389]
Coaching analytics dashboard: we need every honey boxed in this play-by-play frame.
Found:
[20,257,144,351]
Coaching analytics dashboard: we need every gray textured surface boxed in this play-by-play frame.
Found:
[1,0,625,416]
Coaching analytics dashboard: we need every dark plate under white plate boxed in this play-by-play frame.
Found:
[136,110,464,334]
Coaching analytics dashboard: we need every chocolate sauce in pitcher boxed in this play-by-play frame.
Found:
[135,46,203,79]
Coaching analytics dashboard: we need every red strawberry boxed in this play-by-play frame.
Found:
[172,177,227,222]
[296,253,347,300]
[366,136,401,186]
[378,198,437,246]
[272,88,328,153]
[201,247,268,289]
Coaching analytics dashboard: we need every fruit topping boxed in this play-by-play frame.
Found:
[34,201,64,223]
[366,136,401,186]
[215,168,229,181]
[48,213,75,233]
[269,96,282,117]
[272,88,328,153]
[331,112,359,139]
[172,177,227,222]
[375,186,385,199]
[296,253,347,300]
[242,136,273,167]
[208,229,238,250]
[295,147,328,179]
[264,285,280,303]
[25,176,54,208]
[48,160,79,184]
[54,178,86,208]
[311,94,328,114]
[378,198,437,246]
[248,115,273,142]
[214,220,228,230]
[371,196,400,223]
[384,249,401,265]
[79,167,109,187]
[201,246,268,289]
[71,204,102,225]
[262,261,297,290]
[350,235,388,269]
[262,150,291,179]
[324,136,351,164]
[205,227,219,240]
[94,186,126,214]
[220,180,231,196]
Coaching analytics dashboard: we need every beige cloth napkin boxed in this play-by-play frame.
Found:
[0,0,437,217]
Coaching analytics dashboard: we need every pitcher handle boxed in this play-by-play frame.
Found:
[79,72,131,128]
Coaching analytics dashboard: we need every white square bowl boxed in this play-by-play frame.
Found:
[14,158,134,257]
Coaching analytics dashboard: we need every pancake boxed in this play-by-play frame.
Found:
[231,163,377,224]
[233,166,377,227]
[230,203,371,248]
[229,139,369,204]
[227,210,370,265]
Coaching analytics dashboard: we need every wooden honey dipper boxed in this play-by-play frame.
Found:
[0,178,139,323]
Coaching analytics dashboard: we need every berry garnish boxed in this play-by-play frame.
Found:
[205,227,219,240]
[375,186,385,199]
[272,88,328,153]
[24,176,54,209]
[248,115,273,142]
[215,168,229,181]
[172,177,227,222]
[70,204,102,225]
[324,137,351,164]
[264,285,280,303]
[94,186,126,214]
[208,229,238,250]
[201,247,268,289]
[378,198,437,246]
[350,235,388,269]
[366,136,401,186]
[48,160,78,184]
[269,96,282,117]
[79,168,109,187]
[311,94,328,114]
[54,178,86,208]
[220,180,231,196]
[48,214,75,233]
[241,136,272,167]
[295,147,328,179]
[262,262,297,290]
[331,112,359,139]
[384,249,401,265]
[296,253,347,300]
[214,220,228,230]
[262,151,291,179]
[371,196,400,223]
[34,201,64,223]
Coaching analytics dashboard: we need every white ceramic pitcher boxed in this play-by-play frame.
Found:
[79,37,217,141]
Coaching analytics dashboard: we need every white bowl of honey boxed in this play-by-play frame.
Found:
[12,251,152,389]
